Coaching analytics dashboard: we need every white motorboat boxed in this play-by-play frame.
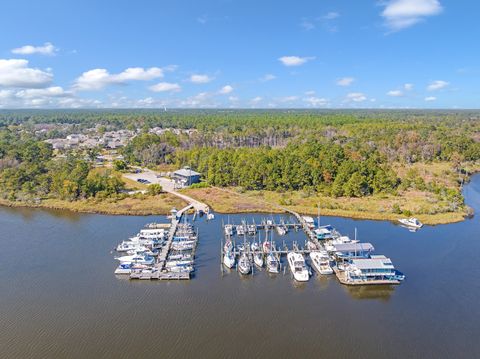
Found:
[223,250,235,268]
[166,259,194,267]
[253,251,263,268]
[114,263,132,274]
[266,252,279,273]
[116,241,145,252]
[169,253,192,261]
[224,224,234,236]
[168,265,193,273]
[247,224,257,235]
[287,252,309,282]
[276,226,287,236]
[398,217,423,229]
[207,213,215,220]
[171,242,195,251]
[238,253,251,275]
[115,254,155,265]
[310,251,333,275]
[236,224,246,236]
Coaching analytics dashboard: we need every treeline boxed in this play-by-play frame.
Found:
[173,140,399,197]
[0,130,125,201]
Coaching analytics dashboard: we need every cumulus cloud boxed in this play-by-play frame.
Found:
[190,74,213,84]
[278,56,315,67]
[381,0,443,31]
[149,82,181,92]
[427,80,449,91]
[219,85,233,94]
[250,96,262,104]
[11,42,58,56]
[0,59,53,88]
[74,67,164,91]
[345,92,367,102]
[425,96,437,101]
[404,83,414,90]
[303,96,329,107]
[387,90,404,97]
[337,77,355,86]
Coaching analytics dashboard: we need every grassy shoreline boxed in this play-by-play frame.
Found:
[0,194,187,216]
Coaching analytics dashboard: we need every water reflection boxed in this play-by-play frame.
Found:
[343,284,395,301]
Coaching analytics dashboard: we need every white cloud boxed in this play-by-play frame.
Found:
[300,19,315,30]
[190,74,213,84]
[11,42,58,56]
[278,96,298,103]
[260,74,276,82]
[382,0,443,31]
[304,90,316,96]
[15,86,70,99]
[425,96,437,101]
[0,59,53,88]
[427,80,449,91]
[149,82,181,92]
[337,77,355,86]
[278,56,315,67]
[323,12,340,20]
[74,67,164,91]
[303,96,329,107]
[404,83,414,90]
[345,92,367,102]
[219,85,233,94]
[180,92,218,108]
[387,90,404,97]
[250,96,262,104]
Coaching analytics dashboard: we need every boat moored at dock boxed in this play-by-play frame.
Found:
[287,252,309,282]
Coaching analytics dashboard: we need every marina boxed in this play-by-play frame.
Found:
[113,204,199,280]
[220,211,404,286]
[2,172,480,359]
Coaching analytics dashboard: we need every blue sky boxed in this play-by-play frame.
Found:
[0,0,478,109]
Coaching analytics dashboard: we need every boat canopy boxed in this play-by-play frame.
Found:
[351,255,394,270]
[333,242,374,253]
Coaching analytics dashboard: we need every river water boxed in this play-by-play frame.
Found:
[1,176,480,359]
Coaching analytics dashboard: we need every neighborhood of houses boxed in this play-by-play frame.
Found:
[44,127,197,151]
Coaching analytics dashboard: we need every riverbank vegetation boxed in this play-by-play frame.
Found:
[0,109,479,222]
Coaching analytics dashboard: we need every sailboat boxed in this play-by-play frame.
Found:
[223,249,235,268]
[238,235,252,275]
[238,252,251,275]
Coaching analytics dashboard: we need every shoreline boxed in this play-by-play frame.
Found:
[0,193,470,225]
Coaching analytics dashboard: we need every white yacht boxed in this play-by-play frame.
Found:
[116,241,145,252]
[236,224,246,236]
[266,252,279,273]
[223,250,235,269]
[398,217,423,229]
[238,253,251,275]
[287,252,309,282]
[310,251,333,275]
[115,254,155,265]
[276,226,287,236]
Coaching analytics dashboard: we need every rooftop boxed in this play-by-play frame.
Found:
[351,255,394,270]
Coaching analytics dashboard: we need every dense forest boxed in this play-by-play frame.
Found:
[0,131,124,202]
[0,110,478,206]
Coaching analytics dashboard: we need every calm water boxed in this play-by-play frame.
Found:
[1,176,480,359]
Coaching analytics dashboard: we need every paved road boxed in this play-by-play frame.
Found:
[123,169,209,212]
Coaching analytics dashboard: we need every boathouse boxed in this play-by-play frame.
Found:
[173,167,201,187]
